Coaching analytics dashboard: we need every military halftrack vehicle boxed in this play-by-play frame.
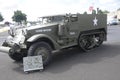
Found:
[0,13,107,66]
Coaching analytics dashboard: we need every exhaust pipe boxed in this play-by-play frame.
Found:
[0,46,12,53]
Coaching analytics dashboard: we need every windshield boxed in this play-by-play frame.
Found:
[38,15,65,24]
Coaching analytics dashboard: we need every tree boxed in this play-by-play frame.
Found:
[0,13,4,22]
[102,10,109,14]
[96,8,103,14]
[97,8,109,14]
[92,9,96,14]
[98,10,104,14]
[83,11,87,14]
[12,10,27,24]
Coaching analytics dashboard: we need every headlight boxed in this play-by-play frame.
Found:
[8,28,15,37]
[22,29,27,36]
[7,27,27,45]
[13,32,25,45]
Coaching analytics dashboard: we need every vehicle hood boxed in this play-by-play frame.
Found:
[26,23,59,31]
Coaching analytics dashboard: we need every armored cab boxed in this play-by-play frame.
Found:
[0,13,107,66]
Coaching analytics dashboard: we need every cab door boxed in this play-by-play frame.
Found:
[67,14,79,38]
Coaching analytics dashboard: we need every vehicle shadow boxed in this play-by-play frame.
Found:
[12,43,120,74]
[44,43,120,73]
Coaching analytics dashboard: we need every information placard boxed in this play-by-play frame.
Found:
[23,56,43,72]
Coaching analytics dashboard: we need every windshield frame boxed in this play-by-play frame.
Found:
[38,15,66,24]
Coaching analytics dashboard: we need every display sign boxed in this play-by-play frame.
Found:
[23,55,43,72]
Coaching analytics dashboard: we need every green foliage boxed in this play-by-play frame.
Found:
[97,10,104,14]
[0,13,4,22]
[94,8,110,14]
[92,10,96,14]
[12,10,27,24]
[98,10,109,14]
[83,11,87,14]
[103,10,109,14]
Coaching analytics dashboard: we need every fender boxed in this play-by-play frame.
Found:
[27,34,60,49]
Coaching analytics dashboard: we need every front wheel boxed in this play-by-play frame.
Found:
[28,42,52,66]
[9,52,26,61]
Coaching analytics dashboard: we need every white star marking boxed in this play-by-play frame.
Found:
[93,17,98,26]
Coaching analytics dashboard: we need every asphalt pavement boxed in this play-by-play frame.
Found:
[0,25,120,80]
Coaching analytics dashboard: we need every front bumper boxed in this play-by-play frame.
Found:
[0,35,26,54]
[0,42,21,55]
[0,46,13,53]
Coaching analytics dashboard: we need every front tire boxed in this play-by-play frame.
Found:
[9,52,26,61]
[28,42,52,66]
[2,42,26,61]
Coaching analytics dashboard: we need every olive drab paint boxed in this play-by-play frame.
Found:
[0,13,107,65]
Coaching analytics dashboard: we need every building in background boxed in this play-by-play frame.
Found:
[107,10,120,25]
[108,10,120,20]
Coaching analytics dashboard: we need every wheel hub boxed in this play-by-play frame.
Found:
[35,47,48,61]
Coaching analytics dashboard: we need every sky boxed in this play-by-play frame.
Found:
[0,0,120,22]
